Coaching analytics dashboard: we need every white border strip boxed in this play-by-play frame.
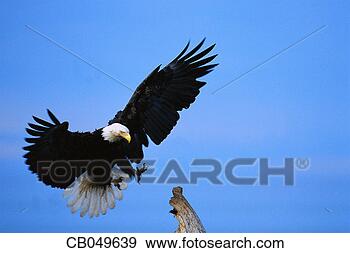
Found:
[0,233,349,252]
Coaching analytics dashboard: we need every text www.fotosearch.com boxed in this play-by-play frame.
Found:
[66,236,284,249]
[145,236,284,249]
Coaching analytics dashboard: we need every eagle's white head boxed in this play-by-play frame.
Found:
[102,123,131,143]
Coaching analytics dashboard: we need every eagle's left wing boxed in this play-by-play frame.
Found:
[110,39,218,163]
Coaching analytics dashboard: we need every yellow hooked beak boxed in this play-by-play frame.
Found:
[119,132,131,143]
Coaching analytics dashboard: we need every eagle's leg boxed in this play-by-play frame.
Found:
[114,159,137,180]
[113,159,147,184]
[136,163,148,184]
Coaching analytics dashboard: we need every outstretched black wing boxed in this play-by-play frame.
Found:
[23,110,124,188]
[111,39,218,162]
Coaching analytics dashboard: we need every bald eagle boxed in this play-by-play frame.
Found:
[23,39,218,217]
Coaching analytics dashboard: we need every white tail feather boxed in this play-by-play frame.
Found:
[106,187,115,209]
[117,188,123,200]
[80,192,92,217]
[63,167,129,218]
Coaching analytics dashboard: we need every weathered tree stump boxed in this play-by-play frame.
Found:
[169,186,206,233]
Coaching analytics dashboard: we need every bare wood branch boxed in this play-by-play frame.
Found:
[169,186,206,233]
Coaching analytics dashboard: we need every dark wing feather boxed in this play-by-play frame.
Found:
[23,110,122,189]
[110,39,218,162]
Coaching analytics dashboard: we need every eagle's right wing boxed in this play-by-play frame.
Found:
[23,110,111,189]
[24,110,132,218]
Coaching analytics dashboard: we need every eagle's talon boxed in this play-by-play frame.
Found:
[136,163,148,184]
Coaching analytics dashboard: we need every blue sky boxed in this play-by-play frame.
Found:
[0,0,349,232]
